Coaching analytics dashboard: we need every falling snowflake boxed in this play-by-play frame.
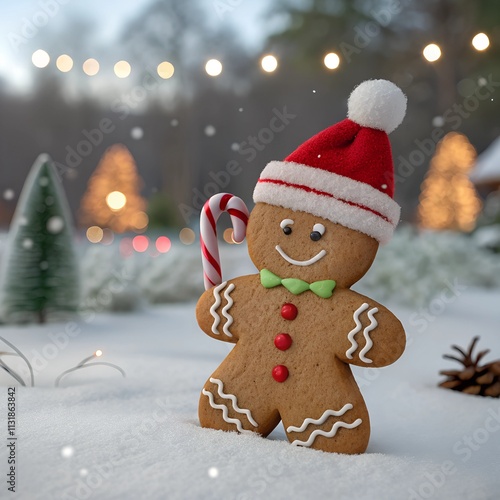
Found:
[238,108,243,112]
[39,177,49,187]
[47,216,64,234]
[231,143,240,151]
[478,77,487,87]
[171,119,179,127]
[61,446,74,458]
[204,125,216,137]
[208,467,219,478]
[22,238,33,249]
[3,189,14,200]
[131,127,144,140]
[432,116,445,127]
[79,469,88,477]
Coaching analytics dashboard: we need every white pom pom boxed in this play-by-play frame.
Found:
[347,79,407,134]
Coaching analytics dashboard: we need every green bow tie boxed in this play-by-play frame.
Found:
[260,269,336,299]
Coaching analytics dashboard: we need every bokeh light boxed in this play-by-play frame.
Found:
[86,226,104,243]
[106,191,127,211]
[61,446,74,458]
[83,58,100,76]
[157,61,175,79]
[119,237,133,257]
[261,55,278,73]
[223,228,234,244]
[101,228,114,245]
[205,59,222,77]
[114,60,131,78]
[156,236,172,253]
[132,235,149,252]
[131,211,149,231]
[472,33,490,51]
[95,349,103,357]
[324,52,340,69]
[423,44,441,62]
[32,49,50,68]
[179,228,195,245]
[56,54,73,73]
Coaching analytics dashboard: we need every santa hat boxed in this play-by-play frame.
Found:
[253,79,407,244]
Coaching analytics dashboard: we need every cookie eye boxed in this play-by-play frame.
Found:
[310,223,325,241]
[280,219,294,235]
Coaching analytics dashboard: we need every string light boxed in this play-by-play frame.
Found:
[83,58,99,76]
[86,226,104,243]
[324,52,340,69]
[156,236,171,253]
[132,235,149,252]
[114,60,131,78]
[472,33,490,51]
[55,350,126,387]
[157,61,175,79]
[105,191,127,211]
[179,228,195,245]
[423,44,441,62]
[32,49,50,68]
[56,54,73,73]
[205,59,222,77]
[261,55,278,73]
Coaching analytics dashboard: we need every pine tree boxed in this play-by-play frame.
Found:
[79,144,147,233]
[418,132,482,232]
[0,155,80,324]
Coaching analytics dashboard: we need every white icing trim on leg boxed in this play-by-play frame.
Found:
[221,284,235,338]
[210,281,227,334]
[202,389,247,433]
[286,404,353,433]
[346,303,369,358]
[290,418,363,447]
[209,378,257,427]
[358,307,378,363]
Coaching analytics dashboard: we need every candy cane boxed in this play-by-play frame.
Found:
[200,193,249,290]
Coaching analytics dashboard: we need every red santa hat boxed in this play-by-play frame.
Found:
[253,79,407,244]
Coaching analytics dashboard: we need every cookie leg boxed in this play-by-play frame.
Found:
[281,400,370,454]
[199,376,280,437]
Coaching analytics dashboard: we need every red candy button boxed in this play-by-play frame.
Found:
[272,365,289,383]
[281,303,298,321]
[274,333,293,351]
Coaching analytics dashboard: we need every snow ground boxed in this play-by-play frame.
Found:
[0,287,499,500]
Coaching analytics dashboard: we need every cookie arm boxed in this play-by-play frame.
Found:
[337,299,405,367]
[196,280,239,343]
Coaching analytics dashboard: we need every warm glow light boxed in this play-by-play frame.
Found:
[156,236,172,253]
[423,44,441,62]
[132,235,149,252]
[83,58,100,76]
[95,349,103,357]
[157,61,175,79]
[261,55,278,73]
[472,33,490,51]
[223,228,235,244]
[114,60,131,78]
[131,211,149,231]
[86,226,104,243]
[179,228,195,245]
[56,54,73,72]
[32,49,50,68]
[324,52,340,69]
[106,191,127,211]
[205,59,222,77]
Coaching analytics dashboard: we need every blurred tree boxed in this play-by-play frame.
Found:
[418,132,482,231]
[0,155,80,324]
[79,144,148,233]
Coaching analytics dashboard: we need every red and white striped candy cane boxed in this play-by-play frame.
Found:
[200,193,249,290]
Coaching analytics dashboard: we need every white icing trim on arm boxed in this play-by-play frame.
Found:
[358,307,379,363]
[275,245,326,266]
[346,303,369,358]
[221,284,235,338]
[209,281,227,334]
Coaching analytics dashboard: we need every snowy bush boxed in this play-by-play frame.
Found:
[359,226,500,307]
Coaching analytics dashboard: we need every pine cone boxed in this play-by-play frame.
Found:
[439,336,500,398]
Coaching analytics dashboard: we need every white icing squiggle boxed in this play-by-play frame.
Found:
[286,404,353,434]
[358,307,379,363]
[209,377,257,427]
[202,388,246,432]
[221,284,235,338]
[210,281,227,334]
[291,418,363,447]
[346,303,369,358]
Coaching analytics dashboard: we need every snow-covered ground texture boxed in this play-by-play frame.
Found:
[0,286,499,499]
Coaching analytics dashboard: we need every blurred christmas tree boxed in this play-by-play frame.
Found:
[0,155,80,324]
[79,144,148,233]
[418,132,482,232]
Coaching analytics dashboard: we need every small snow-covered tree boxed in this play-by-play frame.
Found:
[0,154,80,323]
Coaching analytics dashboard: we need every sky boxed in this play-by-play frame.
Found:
[0,0,273,92]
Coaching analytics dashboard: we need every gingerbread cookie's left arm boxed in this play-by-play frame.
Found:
[335,291,406,367]
[196,276,251,343]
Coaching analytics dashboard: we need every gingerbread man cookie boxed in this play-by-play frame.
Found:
[196,80,407,454]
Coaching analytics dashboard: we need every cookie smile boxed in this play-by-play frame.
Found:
[275,245,327,267]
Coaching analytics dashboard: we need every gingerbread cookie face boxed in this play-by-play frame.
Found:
[247,203,379,288]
